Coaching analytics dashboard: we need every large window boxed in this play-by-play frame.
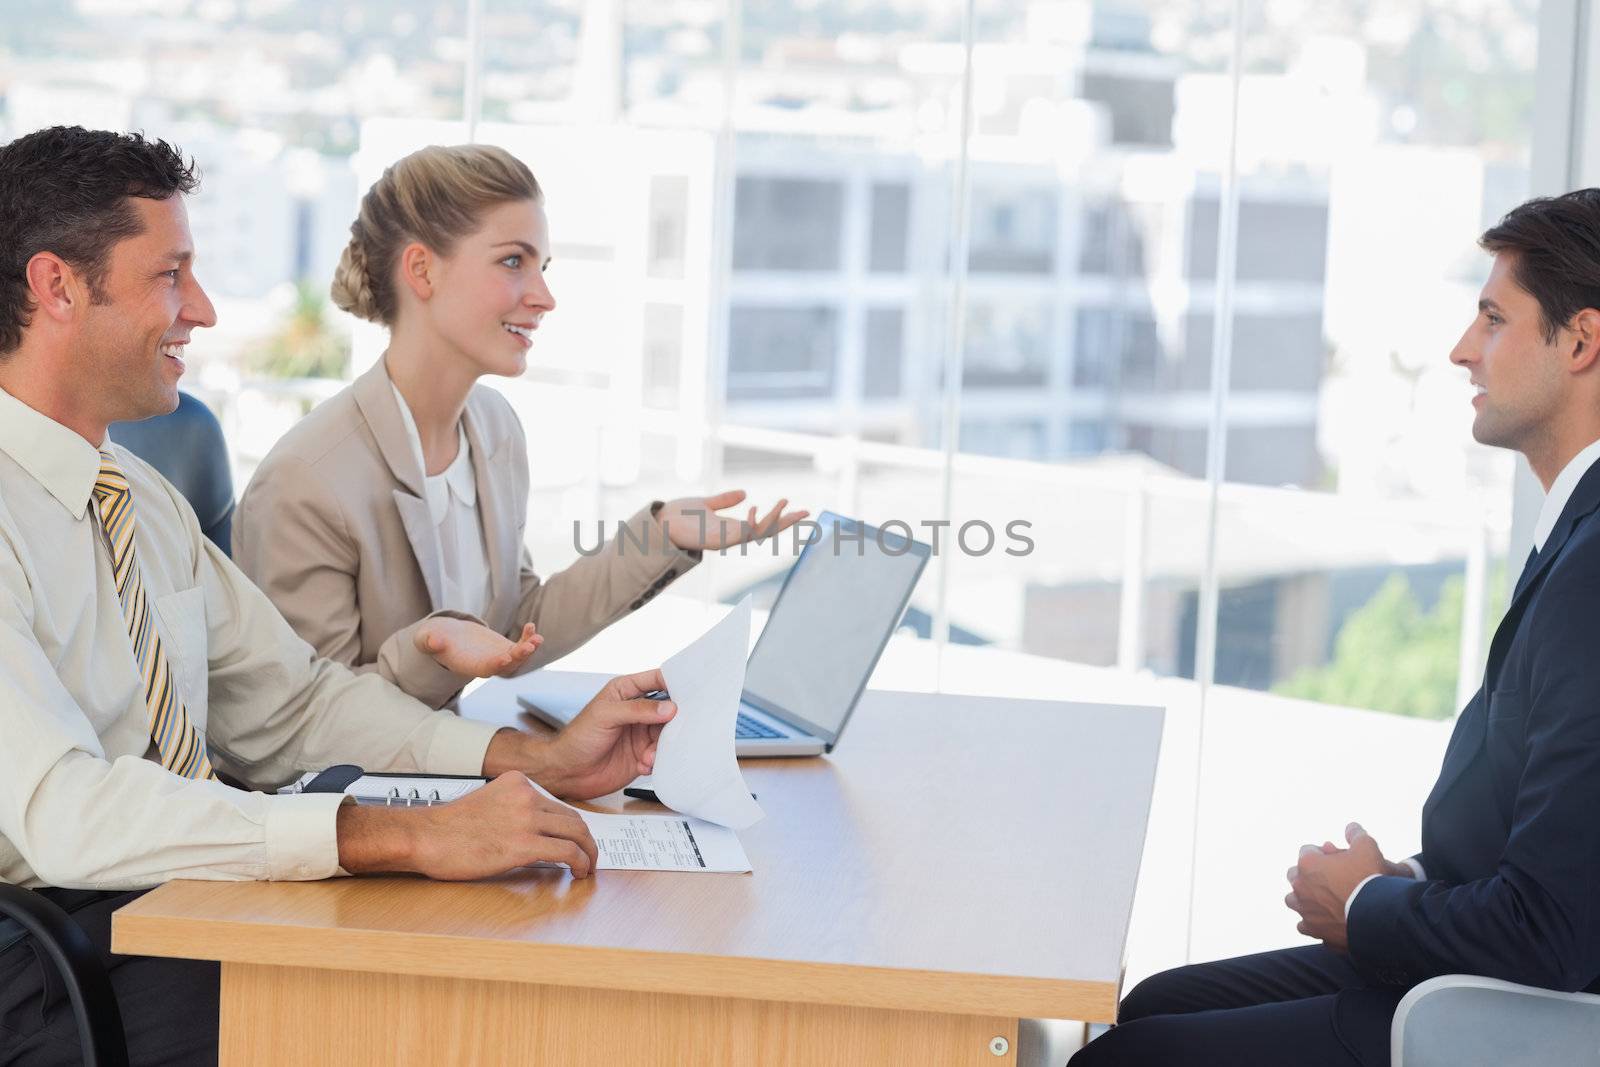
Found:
[4,0,1552,984]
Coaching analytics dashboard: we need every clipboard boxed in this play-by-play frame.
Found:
[280,764,488,807]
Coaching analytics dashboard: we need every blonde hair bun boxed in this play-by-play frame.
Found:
[329,144,542,326]
[330,228,382,323]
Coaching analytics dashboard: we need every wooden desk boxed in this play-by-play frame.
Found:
[114,677,1163,1066]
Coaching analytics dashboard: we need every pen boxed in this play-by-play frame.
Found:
[629,692,669,804]
[625,786,757,803]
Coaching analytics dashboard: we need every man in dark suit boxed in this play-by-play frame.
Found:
[1072,189,1600,1066]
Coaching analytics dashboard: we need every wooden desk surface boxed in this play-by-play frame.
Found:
[115,677,1163,1022]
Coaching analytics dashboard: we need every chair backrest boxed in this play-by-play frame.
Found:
[0,884,129,1067]
[109,392,236,557]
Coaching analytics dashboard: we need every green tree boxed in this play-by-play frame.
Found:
[243,281,350,381]
[1275,569,1502,720]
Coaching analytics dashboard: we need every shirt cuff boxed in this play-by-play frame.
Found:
[264,792,349,880]
[1400,856,1426,881]
[423,713,501,775]
[1345,873,1383,921]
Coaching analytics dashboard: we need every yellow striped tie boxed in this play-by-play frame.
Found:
[92,451,216,781]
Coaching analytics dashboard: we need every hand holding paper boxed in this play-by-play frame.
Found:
[525,668,680,800]
[649,597,766,829]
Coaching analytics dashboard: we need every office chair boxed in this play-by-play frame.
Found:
[0,885,129,1067]
[0,391,236,1066]
[109,390,237,555]
[1392,974,1600,1065]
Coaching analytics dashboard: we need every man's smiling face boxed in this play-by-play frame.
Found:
[73,194,216,425]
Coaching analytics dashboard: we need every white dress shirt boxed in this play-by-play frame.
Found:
[1343,436,1600,921]
[390,379,493,618]
[1531,436,1600,553]
[0,385,499,890]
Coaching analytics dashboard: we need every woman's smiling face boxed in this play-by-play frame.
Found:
[420,197,555,378]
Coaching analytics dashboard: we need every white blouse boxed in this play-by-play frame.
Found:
[390,379,493,619]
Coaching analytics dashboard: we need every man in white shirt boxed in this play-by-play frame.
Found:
[0,127,682,1065]
[1073,191,1600,1066]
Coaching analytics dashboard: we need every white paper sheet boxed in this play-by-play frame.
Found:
[580,811,751,873]
[526,781,751,873]
[650,598,766,829]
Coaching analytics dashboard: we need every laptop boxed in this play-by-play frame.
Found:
[517,511,931,756]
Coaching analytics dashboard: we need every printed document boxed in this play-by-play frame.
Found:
[580,810,751,872]
[527,781,752,873]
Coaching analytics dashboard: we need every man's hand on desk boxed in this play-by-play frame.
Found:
[483,667,678,801]
[336,772,598,879]
[335,668,677,879]
[1283,823,1389,954]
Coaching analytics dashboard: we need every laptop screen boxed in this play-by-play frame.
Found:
[742,513,930,743]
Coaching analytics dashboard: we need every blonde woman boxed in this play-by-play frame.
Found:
[234,145,804,709]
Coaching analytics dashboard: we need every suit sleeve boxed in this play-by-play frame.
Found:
[235,454,473,709]
[508,503,701,671]
[1348,563,1600,991]
[490,408,700,670]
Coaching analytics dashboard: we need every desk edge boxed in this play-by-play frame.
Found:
[113,905,1119,1022]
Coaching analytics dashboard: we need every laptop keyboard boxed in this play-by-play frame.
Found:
[735,712,786,740]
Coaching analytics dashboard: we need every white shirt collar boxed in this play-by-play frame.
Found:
[439,430,477,507]
[0,384,107,519]
[388,379,476,525]
[1533,436,1600,552]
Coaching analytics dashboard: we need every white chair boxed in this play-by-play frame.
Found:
[1392,974,1600,1065]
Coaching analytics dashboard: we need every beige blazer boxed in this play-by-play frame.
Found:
[233,359,699,709]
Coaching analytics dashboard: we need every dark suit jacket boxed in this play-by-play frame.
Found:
[1350,458,1600,993]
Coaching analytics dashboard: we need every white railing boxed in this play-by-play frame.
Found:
[213,373,1506,704]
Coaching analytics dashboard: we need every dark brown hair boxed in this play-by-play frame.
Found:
[0,126,200,353]
[1480,188,1600,343]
